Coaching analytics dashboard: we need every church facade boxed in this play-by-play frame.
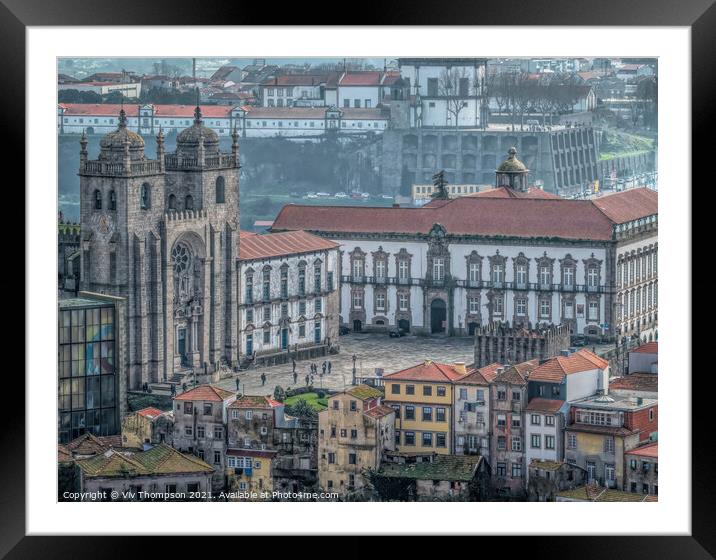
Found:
[79,107,240,389]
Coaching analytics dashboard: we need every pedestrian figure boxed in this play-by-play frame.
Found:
[305,374,310,386]
[328,361,332,374]
[170,384,176,397]
[293,371,298,384]
[261,372,266,386]
[236,377,240,391]
[182,382,187,393]
[322,362,327,375]
[292,359,296,373]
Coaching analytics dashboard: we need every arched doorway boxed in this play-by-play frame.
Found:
[398,319,410,332]
[353,319,362,332]
[430,299,447,334]
[468,322,479,336]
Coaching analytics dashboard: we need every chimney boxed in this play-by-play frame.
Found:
[453,362,467,375]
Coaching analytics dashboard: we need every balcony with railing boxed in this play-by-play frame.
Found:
[81,159,162,177]
[164,152,237,170]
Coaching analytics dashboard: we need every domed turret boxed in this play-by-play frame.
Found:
[176,106,219,156]
[98,108,146,162]
[496,147,529,192]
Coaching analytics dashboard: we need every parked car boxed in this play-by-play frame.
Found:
[304,194,318,199]
[381,194,394,200]
[389,327,407,338]
[360,192,370,199]
[316,192,331,197]
[339,325,351,335]
[571,334,587,347]
[334,192,348,198]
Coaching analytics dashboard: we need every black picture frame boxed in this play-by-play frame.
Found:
[7,0,708,555]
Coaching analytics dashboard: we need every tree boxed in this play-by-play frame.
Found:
[439,67,472,128]
[273,385,286,402]
[431,170,449,199]
[283,398,317,421]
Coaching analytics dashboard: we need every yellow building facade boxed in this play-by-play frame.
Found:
[225,449,277,500]
[384,361,468,456]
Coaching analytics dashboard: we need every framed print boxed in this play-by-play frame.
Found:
[6,0,711,553]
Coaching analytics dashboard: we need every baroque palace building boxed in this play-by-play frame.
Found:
[272,148,658,343]
[79,106,240,389]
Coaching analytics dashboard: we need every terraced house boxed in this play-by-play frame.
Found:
[319,385,395,497]
[172,384,236,491]
[384,361,468,456]
[453,362,501,458]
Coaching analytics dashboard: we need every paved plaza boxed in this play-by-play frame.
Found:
[214,333,476,396]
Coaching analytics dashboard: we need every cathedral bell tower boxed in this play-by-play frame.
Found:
[79,108,166,389]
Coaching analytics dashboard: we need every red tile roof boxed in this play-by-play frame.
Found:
[632,341,658,354]
[384,361,468,383]
[529,349,609,382]
[493,360,539,385]
[339,71,384,86]
[273,191,655,241]
[60,103,238,119]
[245,106,387,120]
[526,398,565,413]
[609,373,658,392]
[136,407,165,420]
[457,362,502,385]
[239,230,339,261]
[228,395,282,409]
[363,404,396,419]
[592,188,658,224]
[625,441,658,458]
[468,186,562,199]
[173,384,235,402]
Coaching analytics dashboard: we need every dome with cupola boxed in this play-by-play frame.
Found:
[497,147,527,173]
[176,106,219,155]
[98,108,146,161]
[496,147,529,192]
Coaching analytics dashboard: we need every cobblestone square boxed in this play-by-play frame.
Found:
[213,333,476,395]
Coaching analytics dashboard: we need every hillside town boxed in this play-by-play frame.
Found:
[57,56,658,502]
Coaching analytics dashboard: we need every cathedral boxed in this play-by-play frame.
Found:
[79,107,240,389]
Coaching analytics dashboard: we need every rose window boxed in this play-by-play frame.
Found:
[172,243,191,274]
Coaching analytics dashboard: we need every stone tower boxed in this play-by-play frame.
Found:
[79,107,240,389]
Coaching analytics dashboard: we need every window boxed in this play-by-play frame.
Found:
[437,386,446,397]
[567,433,577,449]
[605,463,615,484]
[516,298,527,316]
[423,386,432,397]
[398,260,409,280]
[215,177,225,203]
[391,384,400,395]
[540,298,551,319]
[213,451,221,465]
[404,432,415,446]
[196,425,205,438]
[459,388,468,400]
[512,462,522,478]
[314,265,322,292]
[531,434,541,448]
[491,263,504,284]
[642,483,650,494]
[352,291,363,309]
[422,432,433,447]
[433,257,445,282]
[185,195,193,211]
[109,190,116,211]
[469,263,481,283]
[512,436,522,451]
[245,410,253,420]
[314,299,322,313]
[545,435,555,450]
[404,406,415,420]
[140,184,151,210]
[184,402,193,415]
[531,414,541,425]
[497,436,506,450]
[436,408,446,422]
[492,295,504,315]
[263,329,270,345]
[545,415,555,426]
[350,429,357,439]
[436,433,446,448]
[497,414,506,427]
[348,453,357,465]
[511,416,521,428]
[497,388,506,400]
[563,266,574,287]
[246,308,254,323]
[214,427,223,439]
[469,297,480,314]
[587,267,599,287]
[649,408,654,421]
[94,190,102,210]
[539,265,551,286]
[328,452,336,464]
[375,292,386,311]
[398,293,409,311]
[512,391,520,402]
[588,301,599,320]
[604,437,615,454]
[350,400,357,411]
[406,385,415,395]
[203,403,212,416]
[496,462,506,477]
[422,407,433,421]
